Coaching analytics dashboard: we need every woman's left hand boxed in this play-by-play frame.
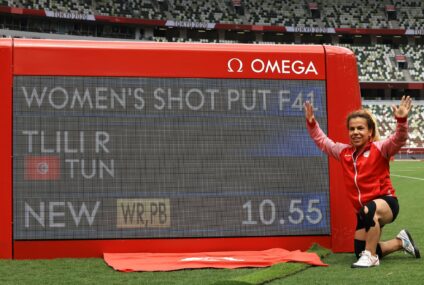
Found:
[392,95,412,118]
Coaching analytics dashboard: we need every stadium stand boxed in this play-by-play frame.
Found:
[363,101,424,148]
[399,44,424,81]
[89,0,422,29]
[343,44,406,82]
[241,0,392,28]
[0,1,423,32]
[395,0,424,29]
[0,0,423,29]
[320,0,393,28]
[243,0,295,26]
[87,0,424,29]
[96,0,165,20]
[165,0,241,24]
[19,0,92,14]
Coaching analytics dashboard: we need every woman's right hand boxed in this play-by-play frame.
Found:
[303,101,315,124]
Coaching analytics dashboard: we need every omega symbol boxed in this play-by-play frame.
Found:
[227,58,243,73]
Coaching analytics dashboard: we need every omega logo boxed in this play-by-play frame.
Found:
[227,58,318,75]
[227,58,243,73]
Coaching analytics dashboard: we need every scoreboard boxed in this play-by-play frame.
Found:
[14,77,328,240]
[0,39,361,258]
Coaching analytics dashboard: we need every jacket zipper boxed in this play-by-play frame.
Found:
[353,153,363,207]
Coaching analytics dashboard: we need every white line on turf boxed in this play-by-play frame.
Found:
[391,174,424,181]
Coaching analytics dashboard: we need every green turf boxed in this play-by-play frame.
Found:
[0,161,423,285]
[213,244,331,285]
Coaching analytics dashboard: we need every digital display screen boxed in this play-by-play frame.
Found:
[13,76,329,240]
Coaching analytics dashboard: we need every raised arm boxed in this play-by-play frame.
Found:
[392,95,412,119]
[376,96,411,158]
[303,101,348,160]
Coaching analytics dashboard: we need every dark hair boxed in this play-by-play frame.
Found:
[346,109,380,141]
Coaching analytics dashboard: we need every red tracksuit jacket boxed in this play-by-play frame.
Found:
[307,117,408,211]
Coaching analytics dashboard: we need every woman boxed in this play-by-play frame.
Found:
[304,96,420,268]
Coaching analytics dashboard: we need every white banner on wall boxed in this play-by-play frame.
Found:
[45,10,96,21]
[286,27,335,34]
[165,20,216,29]
[405,29,424,35]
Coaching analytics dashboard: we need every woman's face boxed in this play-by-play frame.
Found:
[348,117,372,150]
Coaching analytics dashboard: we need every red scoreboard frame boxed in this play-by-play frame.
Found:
[0,39,361,259]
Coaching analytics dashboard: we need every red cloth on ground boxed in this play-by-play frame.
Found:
[104,248,327,272]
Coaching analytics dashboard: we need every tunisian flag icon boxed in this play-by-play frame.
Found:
[24,156,60,180]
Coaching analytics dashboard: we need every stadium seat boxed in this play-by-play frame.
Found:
[363,102,424,148]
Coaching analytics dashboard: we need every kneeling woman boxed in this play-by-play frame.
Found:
[304,96,420,268]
